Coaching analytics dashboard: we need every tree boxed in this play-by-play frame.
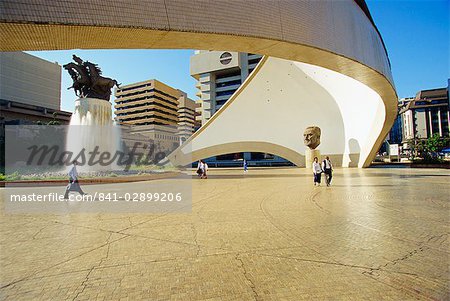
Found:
[36,112,61,126]
[410,134,450,161]
[423,134,444,154]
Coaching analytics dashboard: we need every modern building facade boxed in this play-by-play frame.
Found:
[114,79,199,156]
[191,51,262,124]
[177,90,200,143]
[385,98,413,145]
[114,79,180,127]
[0,52,70,125]
[0,52,61,110]
[383,81,449,156]
[190,51,290,166]
[0,52,71,172]
[399,83,450,142]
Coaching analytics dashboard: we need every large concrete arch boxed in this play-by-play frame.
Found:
[169,56,384,167]
[0,0,397,167]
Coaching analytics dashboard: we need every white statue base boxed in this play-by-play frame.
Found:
[66,98,121,172]
[305,149,320,169]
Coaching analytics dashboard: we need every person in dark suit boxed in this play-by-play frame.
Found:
[322,156,333,186]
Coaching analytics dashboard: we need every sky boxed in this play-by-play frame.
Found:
[366,0,449,98]
[27,49,197,112]
[28,0,449,112]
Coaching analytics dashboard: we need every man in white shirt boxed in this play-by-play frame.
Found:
[312,157,322,186]
[196,160,203,177]
[64,161,86,199]
[200,160,208,179]
[322,156,333,186]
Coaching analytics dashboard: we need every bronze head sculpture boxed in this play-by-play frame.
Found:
[303,126,321,150]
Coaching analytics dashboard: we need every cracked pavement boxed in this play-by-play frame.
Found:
[0,167,449,300]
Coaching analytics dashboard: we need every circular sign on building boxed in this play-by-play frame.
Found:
[220,52,232,65]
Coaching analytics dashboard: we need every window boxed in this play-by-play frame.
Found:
[216,90,235,97]
[216,79,241,88]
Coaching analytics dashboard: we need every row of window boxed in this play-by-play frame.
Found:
[130,121,173,126]
[248,57,262,66]
[116,108,178,118]
[117,83,152,93]
[216,79,241,88]
[179,107,196,113]
[119,115,176,123]
[116,96,178,111]
[216,90,235,97]
[216,99,228,107]
[154,133,178,141]
[116,88,178,102]
[216,70,241,81]
[415,100,448,106]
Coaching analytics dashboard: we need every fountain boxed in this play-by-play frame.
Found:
[64,55,121,172]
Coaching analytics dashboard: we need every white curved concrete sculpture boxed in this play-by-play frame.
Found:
[0,0,397,167]
[169,57,385,167]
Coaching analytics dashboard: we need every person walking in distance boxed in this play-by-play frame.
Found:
[196,160,203,177]
[200,160,208,179]
[243,159,248,173]
[312,157,323,186]
[64,161,87,199]
[322,156,333,186]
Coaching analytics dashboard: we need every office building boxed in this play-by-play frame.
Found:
[0,52,70,125]
[191,51,262,125]
[0,52,71,172]
[399,82,449,142]
[114,79,180,127]
[190,50,291,166]
[0,52,62,110]
[177,90,200,143]
[385,98,413,145]
[114,79,199,155]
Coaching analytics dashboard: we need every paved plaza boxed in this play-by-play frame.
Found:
[0,167,449,300]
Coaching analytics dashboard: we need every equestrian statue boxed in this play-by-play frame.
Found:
[63,55,120,101]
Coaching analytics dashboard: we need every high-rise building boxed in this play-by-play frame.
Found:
[177,90,200,143]
[114,79,199,155]
[399,82,449,142]
[0,52,71,124]
[0,52,72,172]
[190,50,291,166]
[0,52,62,110]
[114,79,180,127]
[190,51,262,125]
[385,98,414,145]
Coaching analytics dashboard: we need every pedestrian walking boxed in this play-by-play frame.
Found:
[64,161,87,199]
[322,156,333,186]
[312,157,322,186]
[196,160,203,177]
[200,160,208,179]
[243,159,248,172]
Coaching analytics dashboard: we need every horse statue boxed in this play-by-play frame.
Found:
[83,61,121,100]
[63,55,120,101]
[63,62,91,97]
